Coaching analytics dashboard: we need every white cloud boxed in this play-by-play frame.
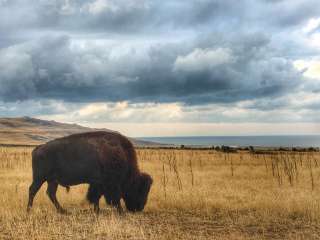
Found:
[174,48,235,72]
[60,0,76,15]
[72,122,320,137]
[84,0,149,15]
[294,59,320,80]
[77,103,108,117]
[35,100,320,137]
[39,102,184,124]
[87,0,118,15]
[300,18,320,49]
[35,96,320,125]
[0,96,314,136]
[309,33,320,49]
[302,17,320,33]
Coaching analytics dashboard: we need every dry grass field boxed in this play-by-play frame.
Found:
[1,147,320,239]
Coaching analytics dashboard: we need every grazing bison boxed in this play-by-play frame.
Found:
[27,131,153,213]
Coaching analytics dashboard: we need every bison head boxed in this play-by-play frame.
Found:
[124,172,153,212]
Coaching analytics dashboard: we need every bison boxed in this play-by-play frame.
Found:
[27,131,153,214]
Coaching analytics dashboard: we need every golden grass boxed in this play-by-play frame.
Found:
[1,147,320,239]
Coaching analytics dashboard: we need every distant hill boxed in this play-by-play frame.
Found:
[0,117,157,146]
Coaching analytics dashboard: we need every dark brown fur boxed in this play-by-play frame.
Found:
[27,131,153,213]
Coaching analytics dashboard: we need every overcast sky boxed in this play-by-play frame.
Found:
[1,0,320,137]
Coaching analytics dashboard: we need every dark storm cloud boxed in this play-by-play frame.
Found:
[0,0,319,107]
[0,33,303,104]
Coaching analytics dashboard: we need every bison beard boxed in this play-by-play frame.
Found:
[27,131,153,214]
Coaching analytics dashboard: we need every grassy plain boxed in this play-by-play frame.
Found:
[1,147,320,239]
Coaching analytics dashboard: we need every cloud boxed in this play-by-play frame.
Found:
[84,0,149,15]
[302,17,320,33]
[1,0,319,40]
[174,48,235,72]
[0,31,304,105]
[294,59,320,79]
[35,101,184,123]
[0,45,36,100]
[0,0,320,127]
[29,97,320,126]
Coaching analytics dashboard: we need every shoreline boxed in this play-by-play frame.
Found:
[1,142,319,153]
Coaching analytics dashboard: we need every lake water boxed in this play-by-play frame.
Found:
[138,135,320,147]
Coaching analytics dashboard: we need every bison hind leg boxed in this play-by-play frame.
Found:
[27,179,45,212]
[47,181,67,214]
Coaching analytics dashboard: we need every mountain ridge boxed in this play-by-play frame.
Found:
[0,117,155,146]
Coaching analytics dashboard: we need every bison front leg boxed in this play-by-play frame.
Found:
[87,184,103,214]
[46,181,67,214]
[105,185,123,214]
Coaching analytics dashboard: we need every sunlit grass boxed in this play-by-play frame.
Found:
[1,147,320,239]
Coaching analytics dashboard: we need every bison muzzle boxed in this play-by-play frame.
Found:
[27,131,153,214]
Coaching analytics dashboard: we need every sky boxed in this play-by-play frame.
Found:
[1,0,320,137]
